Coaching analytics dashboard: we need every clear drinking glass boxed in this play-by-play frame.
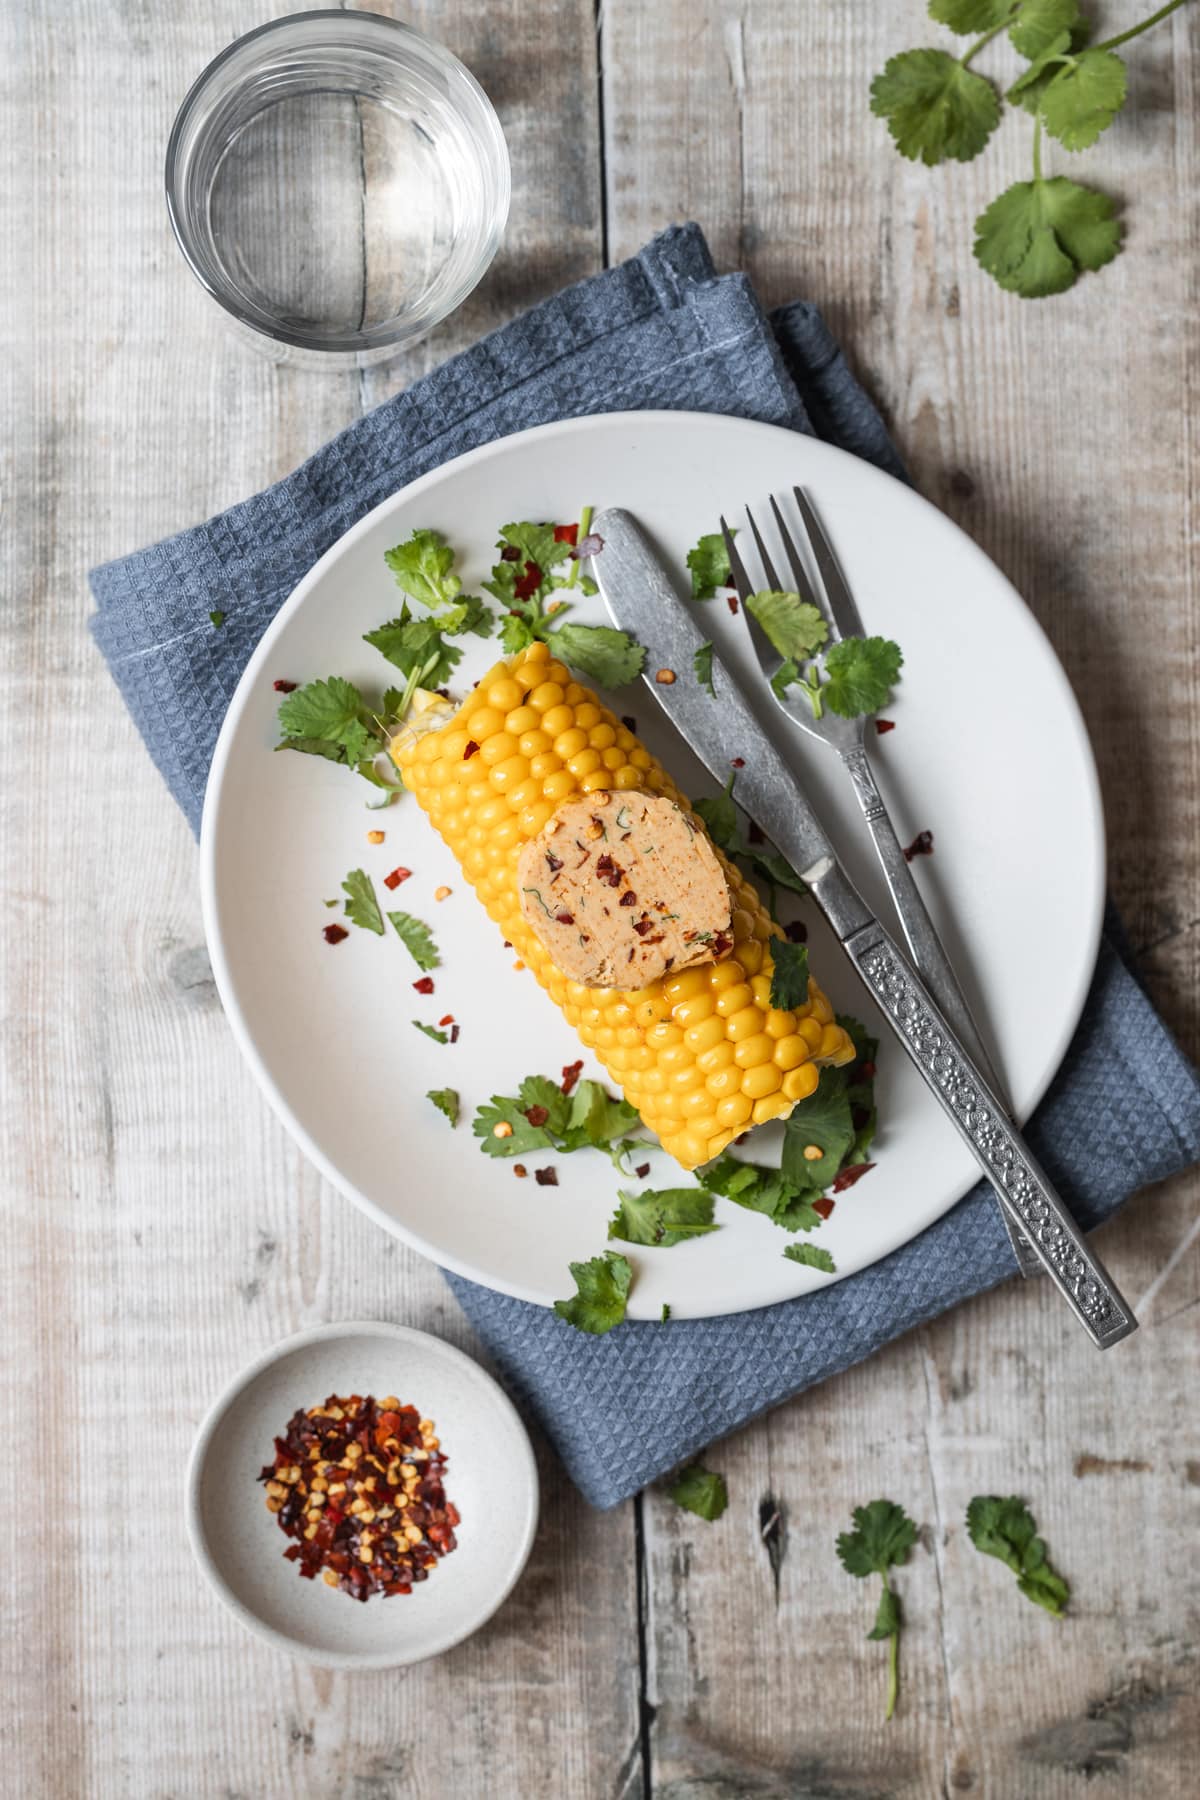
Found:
[165,11,510,367]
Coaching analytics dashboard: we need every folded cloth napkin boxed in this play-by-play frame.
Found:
[91,224,1200,1507]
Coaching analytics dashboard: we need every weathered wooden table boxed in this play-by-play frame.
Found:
[4,2,1198,1794]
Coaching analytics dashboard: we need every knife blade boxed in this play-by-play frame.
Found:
[591,506,1136,1349]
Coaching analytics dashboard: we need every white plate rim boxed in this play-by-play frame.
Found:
[200,409,1106,1312]
[184,1320,540,1669]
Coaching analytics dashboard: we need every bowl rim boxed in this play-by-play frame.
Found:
[184,1319,540,1668]
[164,9,511,357]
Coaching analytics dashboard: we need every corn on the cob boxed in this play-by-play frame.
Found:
[395,640,854,1170]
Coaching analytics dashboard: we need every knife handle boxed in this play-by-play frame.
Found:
[839,746,1042,1281]
[838,914,1137,1349]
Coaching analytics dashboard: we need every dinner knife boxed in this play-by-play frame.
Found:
[592,506,1136,1349]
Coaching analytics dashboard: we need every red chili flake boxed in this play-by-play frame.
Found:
[514,561,542,601]
[635,1163,650,1179]
[731,757,745,769]
[711,932,733,958]
[876,719,896,735]
[621,716,638,733]
[412,977,434,995]
[463,741,480,761]
[726,594,739,614]
[524,1104,550,1128]
[384,867,412,890]
[632,918,654,937]
[438,1014,454,1027]
[450,1024,460,1044]
[903,830,934,862]
[546,852,563,874]
[813,1197,836,1220]
[513,1164,527,1179]
[500,545,521,562]
[553,522,579,546]
[534,1167,558,1187]
[784,919,808,943]
[323,924,349,944]
[554,910,575,925]
[273,678,297,693]
[619,891,637,908]
[832,1162,877,1194]
[561,1060,583,1096]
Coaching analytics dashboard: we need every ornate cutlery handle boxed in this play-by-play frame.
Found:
[840,747,1041,1280]
[842,921,1137,1349]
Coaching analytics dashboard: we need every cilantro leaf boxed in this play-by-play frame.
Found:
[694,641,715,697]
[700,1155,823,1234]
[692,778,738,855]
[473,1072,641,1165]
[928,0,1012,29]
[966,1495,1069,1617]
[822,637,903,718]
[745,590,829,662]
[870,49,1000,166]
[783,1241,837,1273]
[363,613,462,687]
[498,521,573,573]
[686,531,733,600]
[342,868,385,935]
[561,1080,642,1161]
[781,1067,856,1190]
[771,658,801,701]
[768,939,810,1012]
[1008,22,1091,113]
[277,677,376,768]
[412,1020,449,1044]
[608,1186,718,1248]
[669,1464,728,1521]
[836,1498,917,1721]
[974,177,1120,298]
[384,528,461,610]
[1038,49,1126,151]
[209,610,226,629]
[518,1074,573,1138]
[499,610,539,655]
[436,594,493,638]
[473,1096,555,1158]
[1009,0,1080,60]
[427,1088,459,1127]
[549,623,645,688]
[553,1250,631,1335]
[387,910,439,970]
[837,1499,918,1579]
[744,846,808,897]
[660,1302,671,1324]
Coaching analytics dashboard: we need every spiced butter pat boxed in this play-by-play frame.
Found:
[516,791,733,988]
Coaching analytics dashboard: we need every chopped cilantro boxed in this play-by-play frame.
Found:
[427,1088,459,1127]
[783,1242,837,1273]
[686,530,734,600]
[363,611,463,688]
[342,868,385,936]
[474,1073,642,1168]
[670,1464,728,1521]
[836,1500,918,1722]
[383,527,493,637]
[277,677,382,774]
[966,1495,1069,1617]
[482,517,642,689]
[660,1302,671,1324]
[550,623,645,688]
[768,939,810,1012]
[412,1020,449,1044]
[780,1068,857,1191]
[822,636,904,718]
[387,910,439,970]
[746,590,828,662]
[693,641,715,697]
[608,1186,718,1248]
[209,609,226,629]
[553,1250,631,1335]
[700,1155,823,1234]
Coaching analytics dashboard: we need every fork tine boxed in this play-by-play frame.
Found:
[744,505,782,592]
[768,494,829,633]
[719,516,754,602]
[793,487,867,640]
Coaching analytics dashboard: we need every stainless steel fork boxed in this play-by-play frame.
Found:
[724,489,1040,1277]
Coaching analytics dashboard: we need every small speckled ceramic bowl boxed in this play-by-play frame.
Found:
[186,1322,538,1668]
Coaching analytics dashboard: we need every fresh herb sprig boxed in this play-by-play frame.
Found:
[553,1250,632,1335]
[836,1500,918,1722]
[871,0,1191,298]
[966,1495,1070,1615]
[474,1073,643,1171]
[484,516,645,688]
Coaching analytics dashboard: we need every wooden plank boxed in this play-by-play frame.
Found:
[0,3,637,1797]
[603,1,1200,1793]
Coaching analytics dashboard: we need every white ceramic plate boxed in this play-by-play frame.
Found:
[186,1323,539,1668]
[202,412,1104,1319]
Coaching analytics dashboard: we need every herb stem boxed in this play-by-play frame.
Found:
[567,503,593,588]
[959,10,1016,67]
[884,1587,899,1722]
[1032,113,1044,184]
[1096,0,1192,52]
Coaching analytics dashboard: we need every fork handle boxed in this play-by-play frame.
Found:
[840,747,1041,1280]
[829,906,1137,1349]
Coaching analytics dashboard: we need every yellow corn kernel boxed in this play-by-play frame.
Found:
[396,640,850,1169]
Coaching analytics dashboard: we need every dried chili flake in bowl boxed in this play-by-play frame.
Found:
[259,1393,460,1602]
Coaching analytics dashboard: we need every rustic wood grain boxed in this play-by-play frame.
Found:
[3,0,1199,1795]
[602,1,1200,1795]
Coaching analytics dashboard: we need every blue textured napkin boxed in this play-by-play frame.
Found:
[91,224,1200,1507]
